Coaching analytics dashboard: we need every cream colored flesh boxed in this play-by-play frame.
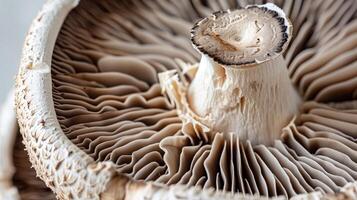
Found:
[189,54,301,145]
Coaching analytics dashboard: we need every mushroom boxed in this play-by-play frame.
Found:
[15,0,357,199]
[0,90,19,200]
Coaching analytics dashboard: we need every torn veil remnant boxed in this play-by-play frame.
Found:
[160,3,301,145]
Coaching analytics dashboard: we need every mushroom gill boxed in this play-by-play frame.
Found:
[51,0,357,198]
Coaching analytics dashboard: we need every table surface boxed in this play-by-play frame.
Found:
[0,0,43,103]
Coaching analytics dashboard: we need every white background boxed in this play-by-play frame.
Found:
[0,0,43,103]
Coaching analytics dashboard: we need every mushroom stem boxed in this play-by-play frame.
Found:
[188,3,301,145]
[188,54,300,145]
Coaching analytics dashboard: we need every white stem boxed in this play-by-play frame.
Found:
[188,54,301,145]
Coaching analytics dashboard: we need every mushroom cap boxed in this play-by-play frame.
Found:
[15,0,357,199]
[191,3,292,66]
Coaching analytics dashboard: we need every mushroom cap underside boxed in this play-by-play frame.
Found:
[17,0,357,199]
